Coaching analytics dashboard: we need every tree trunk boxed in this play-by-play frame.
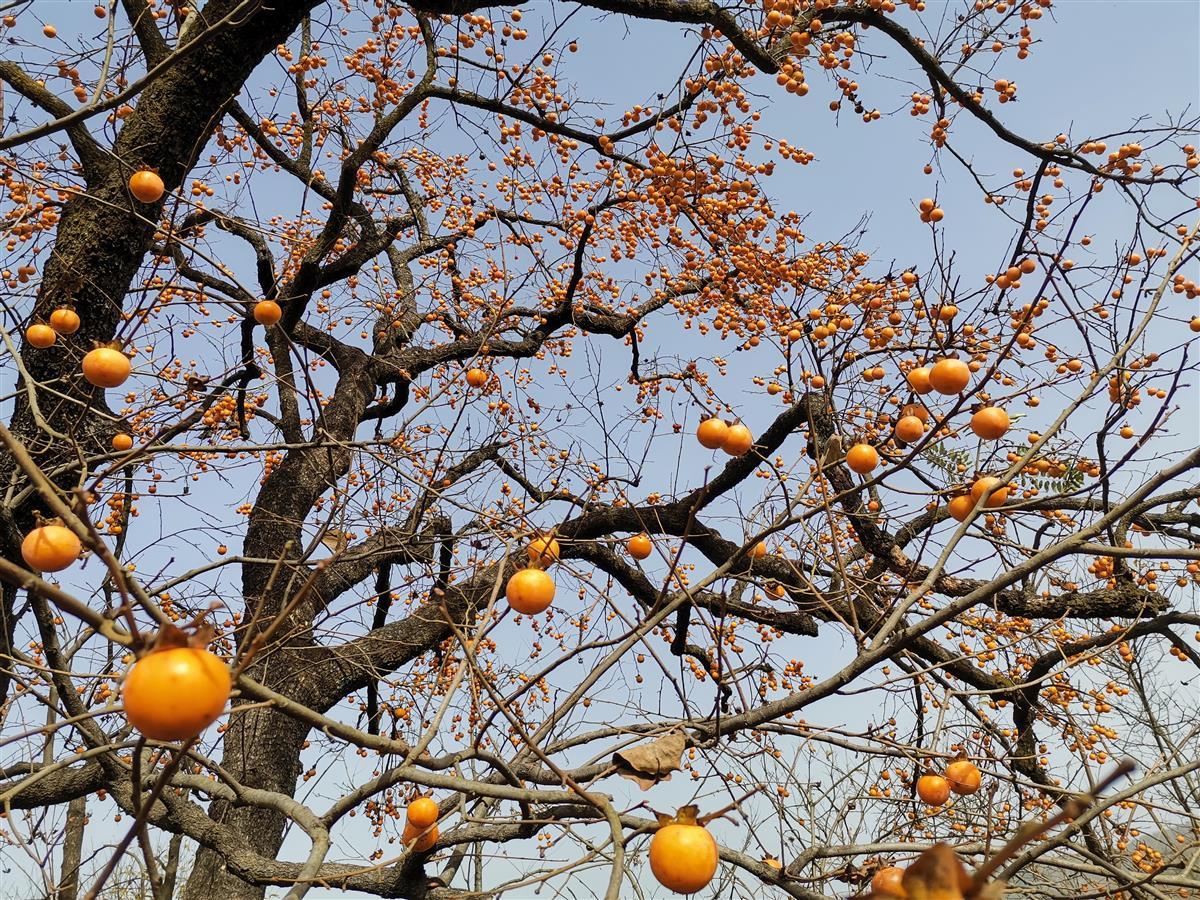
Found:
[51,795,87,900]
[181,705,311,899]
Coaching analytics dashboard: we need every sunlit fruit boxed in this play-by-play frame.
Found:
[928,358,970,395]
[648,813,719,894]
[527,533,560,567]
[122,646,231,741]
[947,495,975,522]
[402,820,438,852]
[407,797,439,829]
[900,403,929,423]
[970,476,1010,508]
[49,308,80,334]
[112,433,134,451]
[895,415,925,443]
[465,367,488,388]
[846,443,879,474]
[82,347,131,388]
[872,866,908,897]
[946,759,982,795]
[26,323,56,348]
[906,367,933,395]
[970,407,1010,440]
[697,417,729,449]
[627,533,653,560]
[917,773,951,805]
[750,541,767,559]
[722,422,754,456]
[21,524,82,572]
[129,169,165,203]
[253,300,282,326]
[506,567,555,614]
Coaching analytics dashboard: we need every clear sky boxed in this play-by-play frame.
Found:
[1,1,1197,897]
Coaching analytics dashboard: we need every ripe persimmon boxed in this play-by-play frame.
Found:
[122,646,230,741]
[947,495,975,522]
[407,797,439,829]
[627,533,653,560]
[900,403,929,423]
[506,567,555,614]
[697,417,729,449]
[872,867,907,897]
[648,808,719,895]
[946,759,982,795]
[846,443,879,474]
[722,422,754,456]
[750,541,767,559]
[26,323,56,348]
[82,346,131,388]
[21,524,82,572]
[402,820,438,852]
[970,476,1009,508]
[895,415,924,443]
[112,433,134,451]
[916,773,951,805]
[253,300,282,326]
[465,367,488,388]
[928,359,970,395]
[129,169,165,203]
[906,367,933,395]
[970,407,1010,440]
[49,308,80,334]
[526,533,560,567]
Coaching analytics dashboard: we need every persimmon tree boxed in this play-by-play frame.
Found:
[0,1,1198,898]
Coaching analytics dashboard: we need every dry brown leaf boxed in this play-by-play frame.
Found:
[612,730,686,790]
[320,530,350,553]
[902,844,971,900]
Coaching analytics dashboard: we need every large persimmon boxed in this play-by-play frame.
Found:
[648,807,719,895]
[970,407,1010,440]
[696,418,729,449]
[526,533,560,567]
[895,415,925,443]
[916,773,951,806]
[846,443,879,474]
[82,346,131,388]
[906,367,933,395]
[970,476,1009,508]
[21,524,82,572]
[928,359,970,395]
[506,567,555,614]
[25,323,56,348]
[407,797,439,829]
[947,495,975,522]
[722,422,754,456]
[129,169,165,203]
[402,820,439,852]
[946,759,982,795]
[122,646,230,741]
[49,308,80,334]
[253,300,282,326]
[872,867,908,897]
[627,533,653,560]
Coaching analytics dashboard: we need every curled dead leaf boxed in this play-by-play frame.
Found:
[612,729,686,790]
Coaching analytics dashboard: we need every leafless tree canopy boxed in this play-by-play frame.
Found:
[0,1,1197,898]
